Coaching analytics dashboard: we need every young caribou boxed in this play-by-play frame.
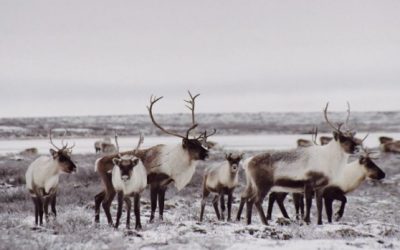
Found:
[112,134,147,229]
[236,103,360,225]
[94,133,146,228]
[25,130,76,225]
[94,92,215,224]
[199,153,243,222]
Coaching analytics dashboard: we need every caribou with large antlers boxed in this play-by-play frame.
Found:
[94,91,215,225]
[25,129,77,225]
[236,103,362,225]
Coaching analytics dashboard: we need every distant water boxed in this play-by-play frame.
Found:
[0,133,397,155]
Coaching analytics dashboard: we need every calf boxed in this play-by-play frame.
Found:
[199,153,243,221]
[111,148,147,229]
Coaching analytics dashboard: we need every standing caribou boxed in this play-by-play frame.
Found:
[94,133,145,228]
[94,92,215,225]
[236,103,361,225]
[265,146,385,224]
[112,134,147,229]
[200,153,243,222]
[25,130,76,225]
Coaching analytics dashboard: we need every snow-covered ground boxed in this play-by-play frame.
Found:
[0,139,399,250]
[0,111,399,249]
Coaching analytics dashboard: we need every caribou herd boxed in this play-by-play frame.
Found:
[25,92,390,230]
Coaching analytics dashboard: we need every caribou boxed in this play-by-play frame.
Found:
[236,103,361,225]
[25,130,76,225]
[112,134,147,229]
[266,146,385,224]
[199,153,243,222]
[379,136,400,153]
[94,92,215,224]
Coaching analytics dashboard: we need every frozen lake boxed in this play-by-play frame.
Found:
[0,132,396,155]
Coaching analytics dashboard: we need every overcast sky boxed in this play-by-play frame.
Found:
[1,0,399,117]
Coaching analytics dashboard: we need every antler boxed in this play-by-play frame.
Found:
[49,129,61,150]
[360,145,379,159]
[323,103,342,133]
[134,132,144,152]
[147,95,186,139]
[147,95,198,139]
[196,128,217,142]
[49,129,75,153]
[114,131,120,153]
[360,133,369,144]
[60,129,75,152]
[184,91,200,125]
[345,101,351,129]
[311,126,319,145]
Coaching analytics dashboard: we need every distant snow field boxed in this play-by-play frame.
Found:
[0,132,398,155]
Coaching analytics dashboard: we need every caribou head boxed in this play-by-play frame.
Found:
[49,129,77,173]
[147,91,216,161]
[112,133,144,182]
[323,102,360,154]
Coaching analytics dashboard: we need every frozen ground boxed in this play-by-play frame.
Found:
[0,142,399,250]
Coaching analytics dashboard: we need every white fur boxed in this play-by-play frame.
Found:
[244,139,351,195]
[329,160,368,193]
[112,161,147,195]
[273,141,349,181]
[156,144,198,191]
[94,158,101,172]
[25,156,61,195]
[205,162,239,191]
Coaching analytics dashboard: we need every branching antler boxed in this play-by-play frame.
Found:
[49,129,61,150]
[361,145,379,160]
[147,95,187,139]
[323,102,354,135]
[147,94,199,139]
[49,129,75,153]
[184,91,200,125]
[196,128,217,142]
[147,92,215,143]
[323,103,341,133]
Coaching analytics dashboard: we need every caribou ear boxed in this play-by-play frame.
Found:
[239,153,245,159]
[333,131,339,141]
[112,158,120,166]
[50,149,58,158]
[225,153,229,160]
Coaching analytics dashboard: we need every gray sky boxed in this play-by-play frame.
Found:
[1,0,399,117]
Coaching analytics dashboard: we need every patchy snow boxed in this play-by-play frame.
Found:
[0,128,399,249]
[0,126,27,132]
